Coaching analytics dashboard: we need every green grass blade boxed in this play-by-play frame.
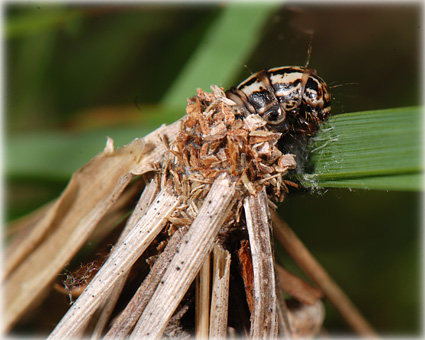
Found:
[161,3,279,110]
[302,106,423,191]
[311,173,423,192]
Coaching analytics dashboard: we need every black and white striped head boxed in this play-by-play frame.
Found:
[226,66,331,135]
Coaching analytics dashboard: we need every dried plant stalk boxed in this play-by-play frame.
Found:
[104,223,188,339]
[48,185,180,339]
[243,189,279,338]
[89,178,160,339]
[209,244,231,339]
[130,174,238,339]
[276,264,323,306]
[271,211,377,337]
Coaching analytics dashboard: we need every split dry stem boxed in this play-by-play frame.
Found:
[130,174,238,339]
[104,223,188,339]
[209,245,231,339]
[90,178,161,339]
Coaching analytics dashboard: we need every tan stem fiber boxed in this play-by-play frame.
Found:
[196,254,211,338]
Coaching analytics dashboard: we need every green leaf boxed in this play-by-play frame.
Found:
[301,106,423,191]
[161,3,279,111]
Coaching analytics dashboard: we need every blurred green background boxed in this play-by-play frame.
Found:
[5,3,422,336]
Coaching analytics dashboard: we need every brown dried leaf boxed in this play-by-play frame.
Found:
[200,155,221,167]
[199,114,211,135]
[209,121,227,137]
[227,128,248,141]
[186,98,201,118]
[249,130,281,144]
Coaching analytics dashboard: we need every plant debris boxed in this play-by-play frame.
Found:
[3,85,376,339]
